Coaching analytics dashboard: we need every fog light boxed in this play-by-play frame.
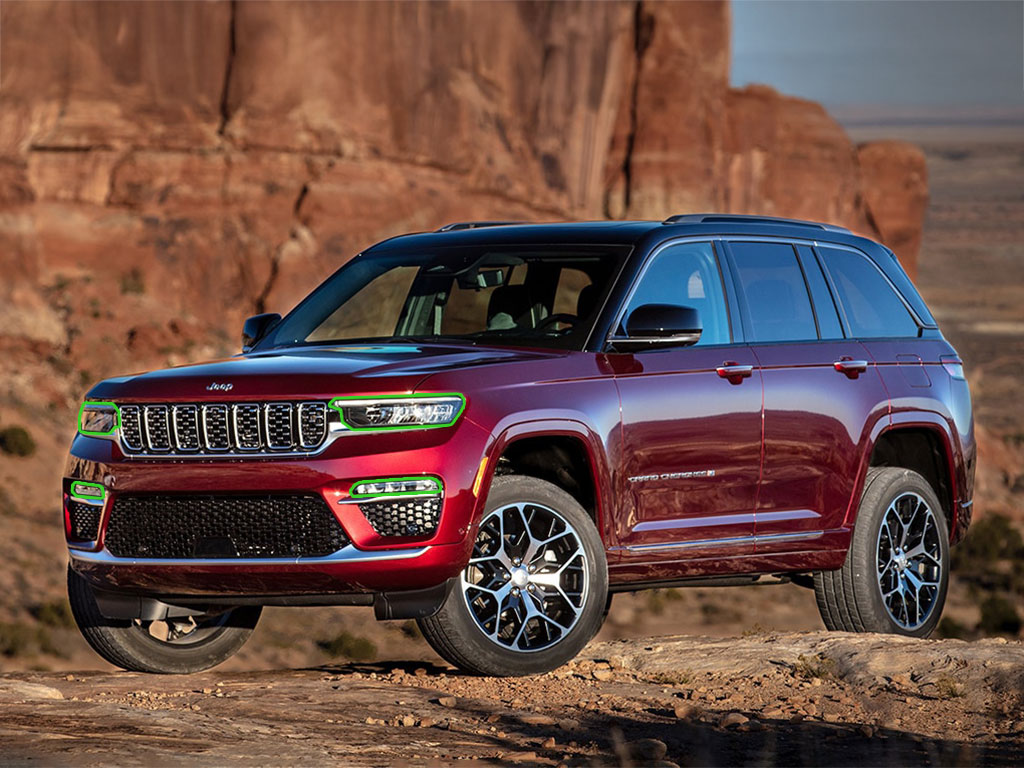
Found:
[70,481,105,501]
[350,477,442,498]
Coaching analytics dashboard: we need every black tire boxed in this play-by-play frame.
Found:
[418,475,608,676]
[814,467,950,637]
[68,566,261,674]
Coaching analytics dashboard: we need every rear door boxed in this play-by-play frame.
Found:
[723,240,890,552]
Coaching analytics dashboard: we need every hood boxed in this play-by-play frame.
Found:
[87,343,558,402]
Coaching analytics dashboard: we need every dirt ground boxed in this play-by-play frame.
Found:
[2,632,1023,767]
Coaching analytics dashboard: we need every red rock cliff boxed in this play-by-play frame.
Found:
[0,0,926,420]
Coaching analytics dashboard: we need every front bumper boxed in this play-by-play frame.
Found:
[64,416,489,597]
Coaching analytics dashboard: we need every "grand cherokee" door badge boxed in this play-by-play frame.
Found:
[628,469,717,483]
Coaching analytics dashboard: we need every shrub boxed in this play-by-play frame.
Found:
[0,622,34,657]
[317,631,377,661]
[31,599,76,629]
[794,653,838,681]
[0,426,35,457]
[936,616,969,640]
[120,267,145,295]
[978,594,1022,636]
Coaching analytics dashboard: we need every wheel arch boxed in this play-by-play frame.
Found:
[859,417,959,541]
[473,420,613,544]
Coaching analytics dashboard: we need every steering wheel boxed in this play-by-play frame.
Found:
[534,313,578,332]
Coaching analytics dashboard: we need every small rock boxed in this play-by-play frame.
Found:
[521,714,557,726]
[592,668,614,682]
[419,717,435,728]
[761,706,784,718]
[720,712,749,728]
[414,668,428,677]
[64,674,74,682]
[860,725,875,738]
[542,737,556,749]
[629,738,668,761]
[673,703,698,720]
[401,715,417,727]
[486,714,501,724]
[437,696,457,708]
[504,751,537,763]
[823,712,840,723]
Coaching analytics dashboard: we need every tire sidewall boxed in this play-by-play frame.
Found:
[849,468,950,637]
[433,475,608,676]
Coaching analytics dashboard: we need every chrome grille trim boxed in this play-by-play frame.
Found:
[120,406,143,451]
[264,402,294,450]
[297,402,327,448]
[232,404,262,451]
[143,405,171,451]
[201,404,230,451]
[171,405,201,451]
[118,401,333,458]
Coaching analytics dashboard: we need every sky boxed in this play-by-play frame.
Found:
[731,0,1024,112]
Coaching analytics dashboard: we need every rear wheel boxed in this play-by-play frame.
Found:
[418,475,608,676]
[68,566,261,673]
[814,467,949,637]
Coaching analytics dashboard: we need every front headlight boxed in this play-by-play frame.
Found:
[78,402,119,437]
[330,394,465,431]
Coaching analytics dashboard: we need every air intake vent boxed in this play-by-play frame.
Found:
[117,401,331,457]
[105,494,349,559]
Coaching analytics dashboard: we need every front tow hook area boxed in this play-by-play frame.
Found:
[89,578,457,621]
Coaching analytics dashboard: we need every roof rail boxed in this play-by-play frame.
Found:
[435,221,524,232]
[661,213,850,234]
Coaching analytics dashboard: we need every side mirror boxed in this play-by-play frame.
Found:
[611,304,702,350]
[242,313,281,352]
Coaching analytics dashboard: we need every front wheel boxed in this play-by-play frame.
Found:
[68,566,261,674]
[418,475,608,676]
[814,467,950,637]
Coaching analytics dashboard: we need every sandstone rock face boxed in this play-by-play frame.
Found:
[0,0,926,516]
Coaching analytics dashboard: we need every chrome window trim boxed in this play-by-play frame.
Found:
[68,543,429,566]
[604,236,728,351]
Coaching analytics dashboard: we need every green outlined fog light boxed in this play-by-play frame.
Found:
[78,402,119,437]
[70,481,105,502]
[350,477,442,498]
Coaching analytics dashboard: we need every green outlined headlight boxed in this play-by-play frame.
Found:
[78,402,119,437]
[330,394,465,431]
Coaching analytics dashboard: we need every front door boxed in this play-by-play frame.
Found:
[612,240,763,561]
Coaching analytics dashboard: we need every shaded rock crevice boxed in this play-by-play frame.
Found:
[217,0,238,139]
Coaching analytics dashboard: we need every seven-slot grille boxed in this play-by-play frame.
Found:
[119,402,329,456]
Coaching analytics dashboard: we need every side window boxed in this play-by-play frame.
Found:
[796,245,844,340]
[730,242,818,343]
[818,246,920,338]
[623,241,730,346]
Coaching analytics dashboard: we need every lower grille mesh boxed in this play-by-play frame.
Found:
[105,494,349,559]
[359,497,441,538]
[68,501,101,541]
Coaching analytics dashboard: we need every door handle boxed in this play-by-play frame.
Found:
[717,363,754,384]
[833,357,868,378]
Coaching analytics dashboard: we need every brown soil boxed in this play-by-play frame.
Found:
[2,632,1022,766]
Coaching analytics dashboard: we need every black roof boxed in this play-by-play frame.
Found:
[366,215,868,254]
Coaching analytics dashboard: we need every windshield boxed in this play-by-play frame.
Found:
[256,244,630,351]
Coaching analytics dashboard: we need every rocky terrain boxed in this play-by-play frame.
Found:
[2,632,1023,766]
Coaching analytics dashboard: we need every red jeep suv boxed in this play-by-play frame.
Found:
[65,215,975,676]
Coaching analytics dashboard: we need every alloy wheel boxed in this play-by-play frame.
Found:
[876,492,943,630]
[461,502,588,652]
